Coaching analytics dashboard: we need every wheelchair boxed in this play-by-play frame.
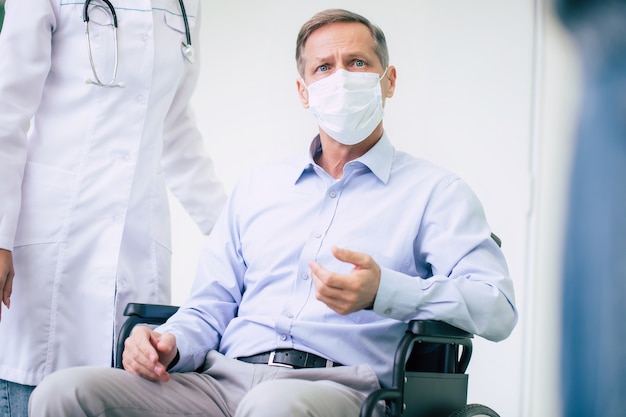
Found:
[116,302,501,417]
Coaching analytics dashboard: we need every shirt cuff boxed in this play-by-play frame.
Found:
[155,325,192,373]
[373,267,423,321]
[166,350,180,370]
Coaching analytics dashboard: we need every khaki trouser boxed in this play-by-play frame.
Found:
[29,350,384,417]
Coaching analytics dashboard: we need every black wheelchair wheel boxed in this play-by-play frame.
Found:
[448,403,500,417]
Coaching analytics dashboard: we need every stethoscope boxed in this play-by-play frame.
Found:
[83,0,194,88]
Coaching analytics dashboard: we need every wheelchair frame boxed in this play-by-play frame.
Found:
[116,303,500,417]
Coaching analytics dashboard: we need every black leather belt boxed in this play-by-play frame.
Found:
[238,349,342,368]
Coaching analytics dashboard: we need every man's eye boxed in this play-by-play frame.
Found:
[355,60,365,67]
[318,64,329,72]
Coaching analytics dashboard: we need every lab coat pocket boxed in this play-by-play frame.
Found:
[14,162,76,247]
[82,2,118,85]
[163,0,199,33]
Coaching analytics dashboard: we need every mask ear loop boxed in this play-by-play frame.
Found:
[379,67,389,80]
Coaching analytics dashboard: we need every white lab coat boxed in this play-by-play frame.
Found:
[0,0,226,386]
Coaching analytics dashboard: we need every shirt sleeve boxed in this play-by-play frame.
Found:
[156,186,245,372]
[373,177,517,342]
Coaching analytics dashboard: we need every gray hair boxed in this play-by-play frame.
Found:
[295,9,389,77]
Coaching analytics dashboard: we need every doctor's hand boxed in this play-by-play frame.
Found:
[309,246,381,315]
[0,249,14,321]
[122,325,178,383]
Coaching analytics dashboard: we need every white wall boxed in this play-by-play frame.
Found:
[168,1,580,416]
[521,2,580,416]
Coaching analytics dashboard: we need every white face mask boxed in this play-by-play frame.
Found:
[305,68,386,145]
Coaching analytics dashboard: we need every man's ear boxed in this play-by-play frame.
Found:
[296,78,310,109]
[383,65,397,99]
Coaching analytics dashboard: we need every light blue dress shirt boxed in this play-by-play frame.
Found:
[159,132,517,387]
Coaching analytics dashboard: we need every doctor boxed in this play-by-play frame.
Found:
[0,0,226,416]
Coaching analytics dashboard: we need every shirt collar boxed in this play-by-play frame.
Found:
[294,132,394,184]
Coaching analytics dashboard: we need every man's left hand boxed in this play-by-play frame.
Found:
[309,246,381,315]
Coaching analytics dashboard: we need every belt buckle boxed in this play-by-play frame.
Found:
[268,351,294,368]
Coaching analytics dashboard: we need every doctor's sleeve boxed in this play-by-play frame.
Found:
[159,2,227,236]
[0,0,57,249]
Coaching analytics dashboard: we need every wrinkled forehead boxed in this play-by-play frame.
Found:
[301,22,379,64]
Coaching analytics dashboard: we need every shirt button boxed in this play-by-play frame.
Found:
[136,95,143,102]
[121,153,130,160]
[113,214,121,222]
[280,334,287,341]
[301,273,309,280]
[285,312,293,318]
[329,190,337,198]
[314,232,322,239]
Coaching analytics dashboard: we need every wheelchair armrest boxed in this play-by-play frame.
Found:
[115,303,179,369]
[122,302,180,320]
[407,319,473,339]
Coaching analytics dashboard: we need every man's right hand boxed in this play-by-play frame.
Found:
[0,249,14,321]
[121,325,178,382]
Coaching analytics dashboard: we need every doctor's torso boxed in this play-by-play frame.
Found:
[0,0,201,386]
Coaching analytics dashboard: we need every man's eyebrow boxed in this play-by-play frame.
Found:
[345,48,377,58]
[344,52,368,60]
[310,51,370,63]
[308,54,333,64]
